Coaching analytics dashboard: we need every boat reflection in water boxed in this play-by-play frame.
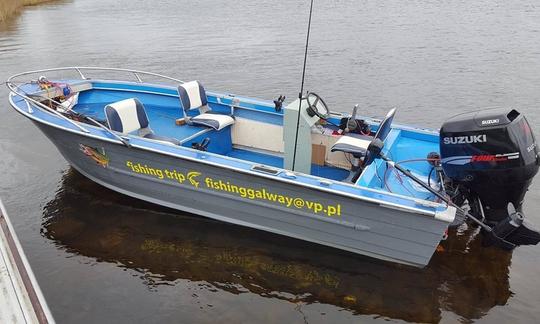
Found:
[42,169,512,323]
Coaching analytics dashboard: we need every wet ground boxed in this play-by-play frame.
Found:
[1,0,540,323]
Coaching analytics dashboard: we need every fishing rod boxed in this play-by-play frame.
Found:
[292,0,315,171]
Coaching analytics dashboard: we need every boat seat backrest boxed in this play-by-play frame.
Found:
[177,81,235,131]
[105,98,149,134]
[373,107,396,142]
[178,81,208,116]
[104,98,181,145]
[362,107,396,167]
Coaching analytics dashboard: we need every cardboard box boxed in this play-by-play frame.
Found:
[312,144,326,166]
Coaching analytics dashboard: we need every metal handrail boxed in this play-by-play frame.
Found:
[7,82,135,145]
[6,66,185,86]
[85,115,131,147]
[7,90,91,134]
[5,67,187,143]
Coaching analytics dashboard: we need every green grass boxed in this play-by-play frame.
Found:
[0,0,55,22]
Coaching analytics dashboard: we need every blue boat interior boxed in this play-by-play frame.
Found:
[25,79,442,202]
[75,100,352,181]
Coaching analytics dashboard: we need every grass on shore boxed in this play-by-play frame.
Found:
[0,0,54,22]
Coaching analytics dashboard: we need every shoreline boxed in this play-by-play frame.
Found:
[0,0,56,23]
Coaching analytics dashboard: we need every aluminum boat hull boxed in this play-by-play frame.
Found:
[34,121,449,267]
[6,67,455,268]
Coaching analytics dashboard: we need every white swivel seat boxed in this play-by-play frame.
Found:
[331,108,396,165]
[178,81,234,131]
[105,98,180,145]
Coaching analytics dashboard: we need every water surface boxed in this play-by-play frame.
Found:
[1,0,540,323]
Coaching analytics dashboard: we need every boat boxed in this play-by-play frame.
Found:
[1,199,55,324]
[6,67,540,268]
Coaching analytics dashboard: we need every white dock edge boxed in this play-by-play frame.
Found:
[0,200,55,324]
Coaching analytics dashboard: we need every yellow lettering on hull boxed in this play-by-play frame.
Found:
[125,160,342,217]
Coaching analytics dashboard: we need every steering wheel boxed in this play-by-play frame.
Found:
[305,92,330,120]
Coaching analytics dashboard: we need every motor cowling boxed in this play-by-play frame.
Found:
[440,108,539,221]
[440,108,540,248]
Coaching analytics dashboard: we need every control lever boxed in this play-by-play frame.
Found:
[274,95,286,112]
[427,152,446,195]
[345,104,359,132]
[192,137,210,151]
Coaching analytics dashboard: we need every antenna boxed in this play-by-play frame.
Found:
[291,0,315,171]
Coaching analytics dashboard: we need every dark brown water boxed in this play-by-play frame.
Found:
[1,1,540,323]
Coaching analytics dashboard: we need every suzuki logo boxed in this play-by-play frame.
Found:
[481,119,499,125]
[443,135,487,145]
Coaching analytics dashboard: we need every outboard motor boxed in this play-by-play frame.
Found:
[440,108,540,248]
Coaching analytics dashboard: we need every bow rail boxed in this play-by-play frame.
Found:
[6,66,184,87]
[5,67,186,140]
